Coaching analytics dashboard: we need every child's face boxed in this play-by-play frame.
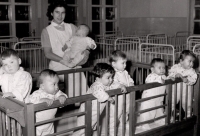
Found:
[180,55,194,69]
[76,25,88,37]
[2,55,21,74]
[151,62,165,75]
[99,72,114,86]
[41,75,59,95]
[112,58,127,71]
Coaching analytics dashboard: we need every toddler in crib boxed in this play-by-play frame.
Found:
[0,49,32,103]
[29,69,67,136]
[168,50,197,119]
[73,63,126,136]
[60,24,97,68]
[109,50,134,133]
[139,58,167,130]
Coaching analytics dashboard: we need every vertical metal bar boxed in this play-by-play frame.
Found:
[97,102,100,136]
[0,112,2,136]
[114,95,118,136]
[173,84,177,123]
[122,94,126,136]
[179,83,183,121]
[2,113,6,136]
[85,101,92,136]
[185,85,188,119]
[73,73,75,97]
[105,102,109,136]
[190,86,194,117]
[129,91,136,136]
[166,84,172,125]
[23,104,35,136]
[64,74,69,96]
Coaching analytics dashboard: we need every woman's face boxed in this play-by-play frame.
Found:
[51,7,66,24]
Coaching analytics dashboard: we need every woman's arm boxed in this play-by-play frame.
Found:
[41,29,62,62]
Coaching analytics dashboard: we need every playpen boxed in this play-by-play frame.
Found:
[0,62,199,136]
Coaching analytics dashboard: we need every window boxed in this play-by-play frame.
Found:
[0,0,36,37]
[88,0,119,36]
[193,0,200,34]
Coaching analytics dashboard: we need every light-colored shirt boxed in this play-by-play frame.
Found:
[112,69,134,87]
[29,89,68,136]
[168,63,197,85]
[0,67,32,103]
[87,81,110,102]
[65,36,96,59]
[145,73,164,84]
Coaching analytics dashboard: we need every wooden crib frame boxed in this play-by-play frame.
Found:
[0,62,199,136]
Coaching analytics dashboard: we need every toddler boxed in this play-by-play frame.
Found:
[109,50,134,133]
[0,49,32,103]
[168,50,197,118]
[73,63,126,136]
[60,24,96,68]
[139,58,167,130]
[29,69,67,136]
[73,63,114,136]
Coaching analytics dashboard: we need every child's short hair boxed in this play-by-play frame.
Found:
[180,50,196,61]
[38,69,58,85]
[109,50,127,63]
[92,63,115,78]
[1,49,19,61]
[150,58,165,67]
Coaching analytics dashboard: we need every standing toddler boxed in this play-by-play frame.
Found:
[29,69,67,136]
[168,50,197,118]
[73,63,115,136]
[139,58,167,130]
[109,50,134,134]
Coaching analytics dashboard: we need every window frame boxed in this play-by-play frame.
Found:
[87,0,119,36]
[0,0,36,37]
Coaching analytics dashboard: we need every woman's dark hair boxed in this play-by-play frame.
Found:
[92,63,115,78]
[46,1,68,20]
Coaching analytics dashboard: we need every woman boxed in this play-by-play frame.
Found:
[41,1,88,97]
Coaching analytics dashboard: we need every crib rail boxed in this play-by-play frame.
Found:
[139,43,175,66]
[0,36,18,52]
[0,63,199,136]
[20,37,41,41]
[1,75,199,136]
[0,92,26,136]
[187,35,200,51]
[13,41,49,74]
[146,34,168,44]
[92,37,141,64]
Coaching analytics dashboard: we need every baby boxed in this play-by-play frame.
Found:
[168,50,197,118]
[29,69,67,136]
[60,24,96,68]
[139,58,167,130]
[0,49,32,103]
